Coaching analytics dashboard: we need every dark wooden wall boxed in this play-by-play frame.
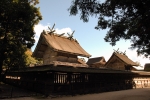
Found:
[3,70,140,96]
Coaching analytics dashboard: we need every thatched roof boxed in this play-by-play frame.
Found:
[86,57,106,65]
[32,32,91,58]
[105,52,138,66]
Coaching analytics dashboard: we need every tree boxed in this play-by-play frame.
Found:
[68,0,150,57]
[0,0,42,75]
[25,49,43,67]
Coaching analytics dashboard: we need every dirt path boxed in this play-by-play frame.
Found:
[1,88,150,100]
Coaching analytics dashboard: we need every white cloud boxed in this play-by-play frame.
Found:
[34,24,73,43]
[126,49,150,67]
[34,24,49,43]
[55,28,72,36]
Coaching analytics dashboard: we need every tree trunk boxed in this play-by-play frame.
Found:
[0,52,5,81]
[0,33,7,81]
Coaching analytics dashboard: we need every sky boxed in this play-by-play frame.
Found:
[32,0,150,67]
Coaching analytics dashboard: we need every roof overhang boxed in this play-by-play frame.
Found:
[33,33,91,58]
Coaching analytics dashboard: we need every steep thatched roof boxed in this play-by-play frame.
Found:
[32,32,91,58]
[105,52,138,66]
[86,57,106,65]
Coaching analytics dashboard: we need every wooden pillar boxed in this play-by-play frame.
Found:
[81,73,85,94]
[67,72,72,95]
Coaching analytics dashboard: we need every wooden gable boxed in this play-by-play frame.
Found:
[87,57,106,68]
[144,63,150,71]
[32,30,91,67]
[33,32,91,58]
[105,52,138,70]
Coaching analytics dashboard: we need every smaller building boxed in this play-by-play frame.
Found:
[144,63,150,71]
[105,51,138,70]
[86,57,106,68]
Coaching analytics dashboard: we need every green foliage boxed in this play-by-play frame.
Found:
[68,0,150,57]
[0,0,42,71]
[25,49,43,66]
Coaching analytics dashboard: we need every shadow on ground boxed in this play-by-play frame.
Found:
[0,82,36,99]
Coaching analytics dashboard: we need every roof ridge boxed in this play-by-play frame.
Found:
[89,56,103,59]
[114,52,127,57]
[42,32,79,43]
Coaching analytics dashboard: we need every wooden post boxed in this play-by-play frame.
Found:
[10,87,13,98]
[67,73,72,95]
[82,73,85,94]
[51,72,55,95]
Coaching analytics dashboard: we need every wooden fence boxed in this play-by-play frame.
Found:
[2,65,150,96]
